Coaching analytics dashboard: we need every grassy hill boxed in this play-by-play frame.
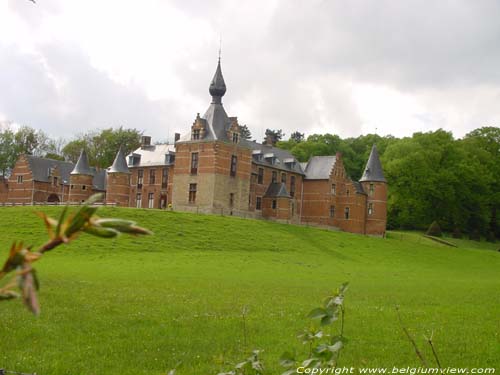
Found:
[0,206,499,374]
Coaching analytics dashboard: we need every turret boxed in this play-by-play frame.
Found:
[69,149,94,203]
[106,146,131,206]
[360,145,387,236]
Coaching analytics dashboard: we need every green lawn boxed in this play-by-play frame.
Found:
[0,206,499,374]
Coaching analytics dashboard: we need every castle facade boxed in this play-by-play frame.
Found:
[0,60,387,236]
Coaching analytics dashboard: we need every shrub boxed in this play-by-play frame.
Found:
[426,221,442,237]
[452,228,462,239]
[485,231,496,243]
[469,230,481,242]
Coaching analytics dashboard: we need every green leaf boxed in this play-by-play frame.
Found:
[279,352,295,368]
[308,307,328,319]
[83,226,119,238]
[320,313,338,326]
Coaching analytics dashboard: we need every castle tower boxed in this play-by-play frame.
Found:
[69,149,94,203]
[359,145,387,236]
[106,146,131,206]
[171,58,252,215]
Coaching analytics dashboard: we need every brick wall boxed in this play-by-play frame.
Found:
[129,165,172,209]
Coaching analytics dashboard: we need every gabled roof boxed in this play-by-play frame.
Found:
[71,150,92,176]
[360,145,386,182]
[108,146,130,174]
[25,155,106,190]
[264,182,290,198]
[303,156,336,180]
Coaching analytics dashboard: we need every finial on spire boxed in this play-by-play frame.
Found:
[218,36,222,61]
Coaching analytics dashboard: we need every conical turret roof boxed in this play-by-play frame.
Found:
[108,146,130,174]
[360,145,386,182]
[209,58,226,104]
[70,149,93,176]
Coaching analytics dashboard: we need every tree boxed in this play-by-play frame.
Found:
[0,127,17,176]
[62,127,142,167]
[263,129,284,146]
[239,124,252,140]
[289,131,305,143]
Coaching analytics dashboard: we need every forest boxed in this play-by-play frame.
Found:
[0,124,499,237]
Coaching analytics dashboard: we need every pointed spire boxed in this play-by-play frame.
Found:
[108,146,130,174]
[71,149,93,175]
[360,145,386,182]
[209,58,226,104]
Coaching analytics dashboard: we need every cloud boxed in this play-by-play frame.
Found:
[1,0,500,142]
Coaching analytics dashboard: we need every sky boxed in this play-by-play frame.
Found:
[1,0,500,143]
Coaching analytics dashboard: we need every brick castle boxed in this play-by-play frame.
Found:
[0,59,387,236]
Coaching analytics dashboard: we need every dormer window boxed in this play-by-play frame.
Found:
[192,129,201,140]
[232,132,239,143]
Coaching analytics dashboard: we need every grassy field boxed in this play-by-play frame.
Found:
[0,206,499,375]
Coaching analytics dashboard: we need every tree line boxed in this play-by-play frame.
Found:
[1,123,498,237]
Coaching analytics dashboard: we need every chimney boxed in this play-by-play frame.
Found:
[265,134,274,146]
[335,151,342,160]
[141,136,151,149]
[174,133,180,142]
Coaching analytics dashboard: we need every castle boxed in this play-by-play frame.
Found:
[0,60,387,236]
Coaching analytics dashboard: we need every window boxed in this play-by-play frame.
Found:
[191,153,199,175]
[149,169,156,185]
[290,176,296,197]
[368,203,374,216]
[82,185,86,190]
[232,132,239,143]
[137,169,143,187]
[17,175,23,183]
[272,200,277,209]
[369,183,374,196]
[162,168,168,189]
[330,205,335,218]
[189,183,197,203]
[346,189,350,197]
[256,197,262,210]
[136,193,142,208]
[53,177,58,186]
[281,173,286,184]
[331,183,336,195]
[258,168,264,184]
[230,155,237,177]
[148,193,154,208]
[344,207,350,220]
[272,171,277,183]
[70,184,74,190]
[192,129,200,140]
[229,193,234,207]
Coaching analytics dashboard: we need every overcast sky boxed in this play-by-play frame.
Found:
[1,0,500,143]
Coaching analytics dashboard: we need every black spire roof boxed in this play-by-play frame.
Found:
[209,58,226,104]
[360,145,386,182]
[71,149,93,176]
[108,146,130,174]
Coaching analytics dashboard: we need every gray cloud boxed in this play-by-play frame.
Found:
[0,43,182,141]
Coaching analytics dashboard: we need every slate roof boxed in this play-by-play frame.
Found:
[126,144,176,167]
[360,145,386,182]
[71,150,92,176]
[25,155,106,190]
[352,181,366,195]
[302,156,336,180]
[108,147,130,174]
[264,182,290,198]
[242,140,305,175]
